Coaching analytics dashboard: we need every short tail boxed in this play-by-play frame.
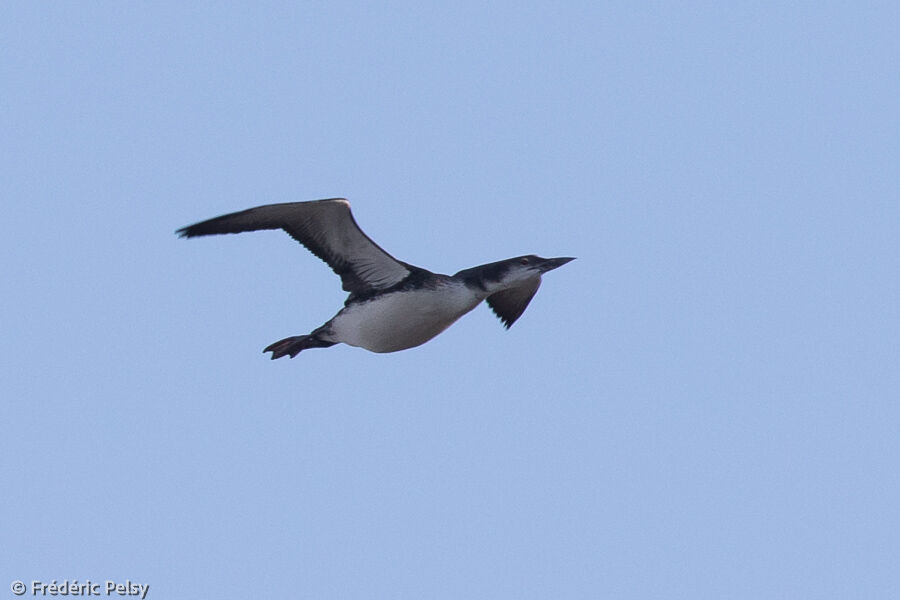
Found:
[263,335,336,359]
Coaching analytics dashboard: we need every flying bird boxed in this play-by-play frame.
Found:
[177,199,574,359]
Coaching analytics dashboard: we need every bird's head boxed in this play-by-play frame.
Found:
[456,255,575,294]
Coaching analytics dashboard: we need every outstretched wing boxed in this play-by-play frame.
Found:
[177,198,412,295]
[486,279,541,329]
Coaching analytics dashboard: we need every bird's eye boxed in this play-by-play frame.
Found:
[520,257,530,265]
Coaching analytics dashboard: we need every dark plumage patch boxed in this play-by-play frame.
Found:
[345,266,441,304]
[486,278,541,328]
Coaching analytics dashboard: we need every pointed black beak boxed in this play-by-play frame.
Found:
[538,256,576,273]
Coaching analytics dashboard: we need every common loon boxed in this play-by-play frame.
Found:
[177,198,574,359]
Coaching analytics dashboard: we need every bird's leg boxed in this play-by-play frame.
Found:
[263,335,336,359]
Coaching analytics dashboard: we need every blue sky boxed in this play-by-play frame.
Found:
[2,2,898,598]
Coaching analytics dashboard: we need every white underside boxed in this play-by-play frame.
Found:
[326,284,483,353]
